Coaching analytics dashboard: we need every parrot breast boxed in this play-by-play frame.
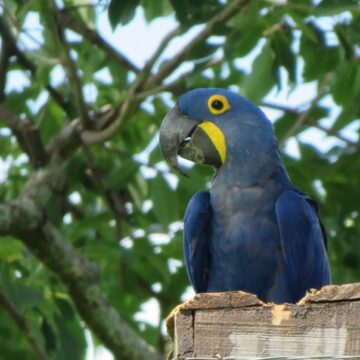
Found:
[208,166,293,302]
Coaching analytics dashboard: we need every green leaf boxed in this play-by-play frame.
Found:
[270,31,297,84]
[54,313,85,360]
[39,100,64,143]
[108,0,140,27]
[55,297,75,321]
[332,101,360,132]
[169,0,222,27]
[242,41,275,102]
[273,112,296,143]
[224,27,264,59]
[142,0,169,21]
[41,316,57,353]
[224,1,264,58]
[299,21,340,81]
[187,42,220,62]
[106,159,140,190]
[149,174,179,227]
[1,276,43,310]
[77,1,96,28]
[315,0,360,15]
[331,61,360,105]
[0,238,24,262]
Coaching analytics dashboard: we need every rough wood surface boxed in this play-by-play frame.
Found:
[167,283,360,359]
[300,282,360,303]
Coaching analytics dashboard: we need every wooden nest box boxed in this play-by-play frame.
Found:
[166,283,360,359]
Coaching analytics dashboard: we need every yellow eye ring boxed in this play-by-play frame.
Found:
[208,94,231,115]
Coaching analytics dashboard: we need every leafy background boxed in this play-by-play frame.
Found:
[0,0,359,359]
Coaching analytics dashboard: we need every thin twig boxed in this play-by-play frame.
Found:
[0,28,11,101]
[0,288,49,360]
[56,8,140,73]
[313,122,358,147]
[279,75,332,147]
[144,0,251,89]
[80,75,141,144]
[0,104,49,167]
[79,0,247,146]
[82,145,124,238]
[0,16,36,74]
[135,57,223,101]
[0,14,74,118]
[260,98,358,148]
[143,26,181,75]
[52,4,89,126]
[260,100,299,116]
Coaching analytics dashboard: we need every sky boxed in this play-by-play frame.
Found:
[1,3,359,359]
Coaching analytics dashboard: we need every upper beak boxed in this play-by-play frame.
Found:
[159,106,224,175]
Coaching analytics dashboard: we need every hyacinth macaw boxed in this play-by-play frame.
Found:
[159,88,330,304]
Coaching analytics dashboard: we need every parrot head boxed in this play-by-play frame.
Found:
[159,88,278,178]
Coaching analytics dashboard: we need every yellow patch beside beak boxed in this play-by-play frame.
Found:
[198,122,226,165]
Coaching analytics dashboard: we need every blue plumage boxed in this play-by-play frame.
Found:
[275,191,330,302]
[183,191,211,293]
[160,88,331,303]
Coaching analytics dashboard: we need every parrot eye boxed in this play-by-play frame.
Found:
[212,100,223,110]
[208,95,231,115]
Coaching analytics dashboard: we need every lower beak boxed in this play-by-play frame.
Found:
[159,106,223,175]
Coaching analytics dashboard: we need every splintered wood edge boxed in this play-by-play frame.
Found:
[172,290,263,313]
[166,283,360,339]
[300,282,360,304]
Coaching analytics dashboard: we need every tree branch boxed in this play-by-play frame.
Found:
[279,75,332,147]
[0,288,49,360]
[56,8,140,73]
[260,100,298,116]
[52,4,89,126]
[78,26,182,144]
[0,162,161,360]
[79,90,131,145]
[144,0,251,89]
[260,98,358,148]
[61,0,248,146]
[0,28,11,102]
[313,122,358,147]
[46,118,82,161]
[78,3,237,146]
[82,145,125,238]
[0,14,75,119]
[143,26,181,76]
[135,57,223,101]
[44,104,120,162]
[0,104,49,167]
[0,15,36,73]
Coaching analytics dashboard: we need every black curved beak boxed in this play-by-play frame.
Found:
[159,106,223,176]
[159,106,196,176]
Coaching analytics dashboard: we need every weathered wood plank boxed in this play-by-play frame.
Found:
[301,283,360,303]
[174,310,194,358]
[194,303,360,358]
[167,283,360,359]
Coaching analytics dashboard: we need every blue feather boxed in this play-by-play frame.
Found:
[183,191,211,293]
[275,191,331,302]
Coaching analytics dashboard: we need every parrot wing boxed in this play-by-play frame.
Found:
[275,191,330,301]
[183,191,212,293]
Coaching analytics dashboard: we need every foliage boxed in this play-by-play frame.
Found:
[0,0,359,358]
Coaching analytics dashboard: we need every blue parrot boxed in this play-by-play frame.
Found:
[159,88,330,303]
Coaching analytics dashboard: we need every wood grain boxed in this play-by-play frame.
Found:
[168,283,360,359]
